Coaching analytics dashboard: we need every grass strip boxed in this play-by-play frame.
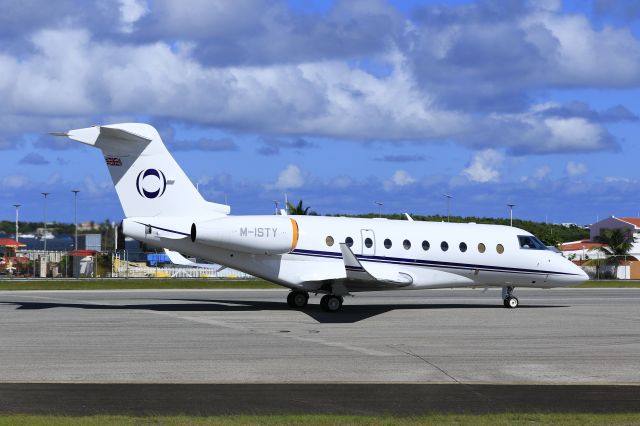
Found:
[1,279,639,291]
[0,279,280,291]
[1,413,640,425]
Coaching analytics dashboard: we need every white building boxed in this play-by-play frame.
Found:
[588,216,640,258]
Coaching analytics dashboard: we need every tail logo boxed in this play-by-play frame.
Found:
[136,168,167,199]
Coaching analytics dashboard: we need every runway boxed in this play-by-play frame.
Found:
[0,288,638,384]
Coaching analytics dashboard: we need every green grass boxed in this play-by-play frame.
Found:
[577,280,640,288]
[1,413,640,425]
[0,278,280,291]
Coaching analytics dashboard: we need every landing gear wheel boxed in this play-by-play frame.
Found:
[287,291,309,309]
[504,296,519,309]
[320,295,343,312]
[501,286,518,309]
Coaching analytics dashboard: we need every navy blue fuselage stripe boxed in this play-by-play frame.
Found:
[345,265,365,271]
[290,248,579,276]
[134,221,190,237]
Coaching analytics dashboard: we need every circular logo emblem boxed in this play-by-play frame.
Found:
[136,168,167,199]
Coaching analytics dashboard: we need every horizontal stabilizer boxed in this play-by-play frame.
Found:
[164,249,222,270]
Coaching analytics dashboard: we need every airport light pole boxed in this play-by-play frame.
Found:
[41,192,50,251]
[72,190,80,250]
[12,204,21,243]
[507,203,515,227]
[444,194,453,222]
[374,201,383,218]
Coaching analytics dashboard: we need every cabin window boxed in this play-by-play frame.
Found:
[326,236,334,247]
[403,239,411,250]
[384,238,392,249]
[422,240,430,251]
[364,237,373,248]
[478,243,486,253]
[459,242,467,252]
[441,241,449,251]
[496,243,504,254]
[345,237,354,248]
[518,235,547,250]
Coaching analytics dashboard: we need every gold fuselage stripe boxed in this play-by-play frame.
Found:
[290,218,299,251]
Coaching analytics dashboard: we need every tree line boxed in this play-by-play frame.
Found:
[1,213,590,247]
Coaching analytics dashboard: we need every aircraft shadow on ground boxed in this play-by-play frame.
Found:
[1,298,568,323]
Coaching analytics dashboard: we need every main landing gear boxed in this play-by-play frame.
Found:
[320,294,344,312]
[502,286,519,309]
[287,290,309,309]
[286,291,344,312]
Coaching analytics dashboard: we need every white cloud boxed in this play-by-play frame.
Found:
[533,165,551,180]
[0,3,634,155]
[462,149,504,183]
[604,176,634,184]
[271,165,304,190]
[118,0,149,33]
[0,175,31,190]
[566,161,588,177]
[331,176,354,189]
[384,170,416,191]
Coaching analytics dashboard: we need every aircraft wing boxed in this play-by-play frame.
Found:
[299,243,413,291]
[338,243,413,287]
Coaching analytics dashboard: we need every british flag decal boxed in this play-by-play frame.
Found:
[105,157,122,166]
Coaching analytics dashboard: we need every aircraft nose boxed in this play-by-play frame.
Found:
[565,260,589,285]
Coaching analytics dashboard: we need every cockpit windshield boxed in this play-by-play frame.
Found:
[518,235,547,250]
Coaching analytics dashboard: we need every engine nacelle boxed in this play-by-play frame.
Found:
[191,216,299,255]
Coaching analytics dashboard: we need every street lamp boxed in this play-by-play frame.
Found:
[507,203,515,227]
[374,201,383,218]
[41,192,50,251]
[12,204,21,243]
[444,194,453,222]
[72,190,80,250]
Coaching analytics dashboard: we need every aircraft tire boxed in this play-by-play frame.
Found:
[320,295,342,312]
[287,291,309,308]
[504,296,519,309]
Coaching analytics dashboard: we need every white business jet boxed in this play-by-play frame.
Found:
[53,123,588,311]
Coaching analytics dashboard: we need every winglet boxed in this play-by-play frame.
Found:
[339,243,376,281]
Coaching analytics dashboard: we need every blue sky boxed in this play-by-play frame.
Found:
[1,0,640,225]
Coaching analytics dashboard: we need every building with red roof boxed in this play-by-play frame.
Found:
[0,238,27,248]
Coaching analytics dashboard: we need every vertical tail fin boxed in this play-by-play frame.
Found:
[55,123,230,218]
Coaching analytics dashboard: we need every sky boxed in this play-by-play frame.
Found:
[1,0,640,226]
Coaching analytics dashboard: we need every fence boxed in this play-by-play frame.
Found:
[114,263,253,279]
[9,249,254,279]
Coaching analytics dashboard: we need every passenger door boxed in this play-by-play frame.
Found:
[361,229,376,256]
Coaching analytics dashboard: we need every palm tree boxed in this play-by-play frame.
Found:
[593,228,636,278]
[286,200,310,215]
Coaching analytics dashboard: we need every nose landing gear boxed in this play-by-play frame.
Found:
[502,286,519,309]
